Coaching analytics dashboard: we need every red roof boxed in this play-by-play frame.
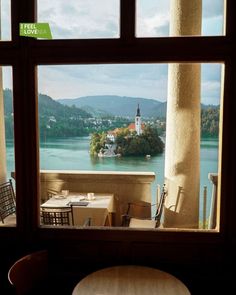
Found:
[127,123,145,131]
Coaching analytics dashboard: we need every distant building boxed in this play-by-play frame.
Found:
[48,116,57,123]
[107,128,120,142]
[107,105,144,142]
[127,104,144,135]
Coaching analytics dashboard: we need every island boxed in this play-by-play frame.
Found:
[90,105,164,157]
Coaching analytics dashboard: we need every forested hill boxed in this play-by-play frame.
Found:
[58,95,164,118]
[3,89,90,119]
[201,108,219,137]
[3,89,92,139]
[3,89,220,139]
[58,95,220,119]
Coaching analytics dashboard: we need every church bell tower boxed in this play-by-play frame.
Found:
[135,104,142,135]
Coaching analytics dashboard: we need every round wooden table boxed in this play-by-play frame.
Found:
[72,265,191,295]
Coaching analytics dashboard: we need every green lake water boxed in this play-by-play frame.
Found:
[6,137,218,220]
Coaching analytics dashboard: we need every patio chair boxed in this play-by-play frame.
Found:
[40,207,74,226]
[46,188,59,199]
[0,179,16,224]
[8,250,49,295]
[83,217,92,226]
[121,184,167,228]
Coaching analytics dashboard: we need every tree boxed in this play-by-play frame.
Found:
[90,132,107,155]
[115,125,164,156]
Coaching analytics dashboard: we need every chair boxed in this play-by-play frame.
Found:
[83,217,92,226]
[40,207,74,226]
[122,184,167,228]
[46,188,59,199]
[0,179,16,223]
[8,250,49,295]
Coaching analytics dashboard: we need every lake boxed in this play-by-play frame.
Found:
[6,137,218,220]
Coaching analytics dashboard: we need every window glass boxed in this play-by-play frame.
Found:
[37,0,120,39]
[0,66,16,227]
[38,63,222,230]
[0,0,11,40]
[136,0,225,37]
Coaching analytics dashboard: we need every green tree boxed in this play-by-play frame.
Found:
[115,125,164,156]
[90,132,107,155]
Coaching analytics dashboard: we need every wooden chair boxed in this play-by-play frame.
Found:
[122,184,167,228]
[83,217,92,226]
[40,207,74,226]
[0,179,16,223]
[8,250,49,295]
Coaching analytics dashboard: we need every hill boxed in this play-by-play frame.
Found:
[58,95,219,119]
[3,89,90,119]
[58,95,164,118]
[3,90,220,139]
[3,89,92,139]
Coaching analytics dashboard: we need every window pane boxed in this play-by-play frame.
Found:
[136,0,225,37]
[37,0,120,39]
[0,66,16,227]
[38,63,222,230]
[0,0,11,40]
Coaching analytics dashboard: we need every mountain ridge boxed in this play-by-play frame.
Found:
[58,94,219,118]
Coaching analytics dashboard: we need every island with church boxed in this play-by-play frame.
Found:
[90,104,164,157]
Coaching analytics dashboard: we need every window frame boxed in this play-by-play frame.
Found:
[0,0,235,247]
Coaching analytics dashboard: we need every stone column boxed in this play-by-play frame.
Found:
[0,4,7,183]
[0,67,7,183]
[208,173,218,229]
[163,0,202,228]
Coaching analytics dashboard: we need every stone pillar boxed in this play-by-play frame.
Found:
[208,173,218,229]
[0,67,7,183]
[0,0,7,183]
[163,0,202,228]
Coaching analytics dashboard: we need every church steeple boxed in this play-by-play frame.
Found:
[136,104,141,117]
[135,104,142,135]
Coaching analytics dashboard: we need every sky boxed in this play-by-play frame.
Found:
[1,0,224,105]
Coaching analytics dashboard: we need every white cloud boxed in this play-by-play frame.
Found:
[38,63,222,106]
[138,13,169,37]
[38,64,168,101]
[203,0,224,18]
[136,0,170,36]
[1,0,11,40]
[201,80,221,105]
[38,0,119,39]
[136,0,224,37]
[2,67,12,89]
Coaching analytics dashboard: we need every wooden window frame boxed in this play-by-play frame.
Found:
[0,0,235,249]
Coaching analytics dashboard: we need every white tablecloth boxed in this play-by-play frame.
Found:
[41,193,114,226]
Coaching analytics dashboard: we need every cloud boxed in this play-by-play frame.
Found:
[137,13,170,37]
[136,0,224,37]
[136,0,170,36]
[201,80,222,105]
[202,0,224,18]
[38,0,119,39]
[2,67,12,89]
[38,63,222,106]
[38,64,168,101]
[1,0,11,40]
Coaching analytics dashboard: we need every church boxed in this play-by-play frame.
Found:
[106,104,145,142]
[127,104,145,135]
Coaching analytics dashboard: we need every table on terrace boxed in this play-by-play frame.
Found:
[41,193,115,226]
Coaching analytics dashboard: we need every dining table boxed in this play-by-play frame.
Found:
[72,265,191,295]
[41,192,115,226]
